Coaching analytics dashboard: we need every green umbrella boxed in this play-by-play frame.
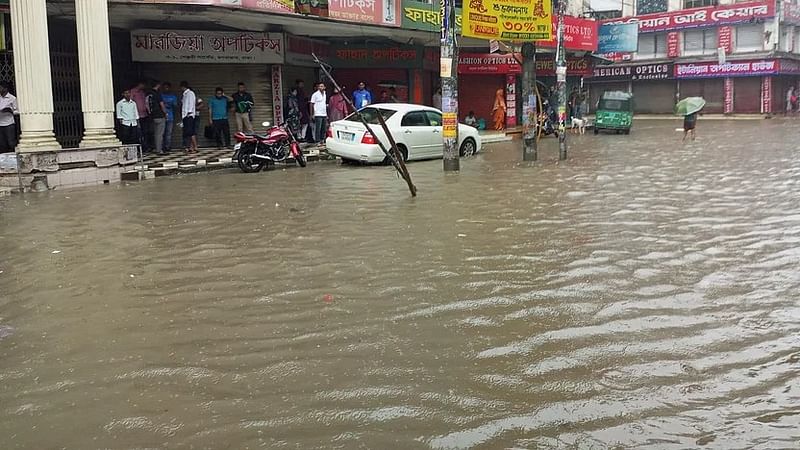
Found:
[675,97,706,116]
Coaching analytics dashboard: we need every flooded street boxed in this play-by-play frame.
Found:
[2,119,800,449]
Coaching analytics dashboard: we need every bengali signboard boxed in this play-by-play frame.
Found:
[598,23,639,53]
[718,26,733,54]
[272,65,283,123]
[457,53,590,76]
[674,60,778,78]
[131,29,284,63]
[402,0,462,31]
[591,62,673,81]
[329,0,402,26]
[783,3,800,25]
[116,0,294,13]
[462,0,553,41]
[602,1,774,33]
[761,76,772,113]
[667,32,680,58]
[331,45,422,68]
[724,77,734,113]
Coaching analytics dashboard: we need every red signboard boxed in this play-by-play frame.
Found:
[761,76,772,114]
[119,0,294,13]
[457,53,591,76]
[718,26,733,54]
[724,77,734,113]
[505,75,517,127]
[602,1,774,33]
[667,32,680,58]
[539,16,599,52]
[675,60,779,78]
[328,0,402,27]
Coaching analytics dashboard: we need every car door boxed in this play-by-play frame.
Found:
[399,111,435,159]
[424,110,445,157]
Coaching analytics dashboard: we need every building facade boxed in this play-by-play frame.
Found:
[591,0,800,115]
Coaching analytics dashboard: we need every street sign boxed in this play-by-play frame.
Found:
[462,0,552,41]
[489,39,500,53]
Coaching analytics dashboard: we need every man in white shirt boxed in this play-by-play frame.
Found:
[0,82,19,152]
[180,80,198,153]
[115,89,140,145]
[309,82,328,145]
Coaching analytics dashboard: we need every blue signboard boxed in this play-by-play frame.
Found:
[598,23,639,53]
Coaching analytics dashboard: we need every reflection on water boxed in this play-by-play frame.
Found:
[1,120,799,449]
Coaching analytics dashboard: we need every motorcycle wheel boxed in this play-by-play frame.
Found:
[295,150,307,167]
[237,150,265,173]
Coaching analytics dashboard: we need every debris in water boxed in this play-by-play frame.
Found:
[51,250,61,254]
[457,234,467,238]
[322,294,334,304]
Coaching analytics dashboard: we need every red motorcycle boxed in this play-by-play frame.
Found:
[233,121,306,173]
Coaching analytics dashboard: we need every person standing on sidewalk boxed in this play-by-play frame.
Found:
[180,81,198,154]
[161,82,178,152]
[208,87,231,149]
[115,89,139,145]
[147,80,167,155]
[296,79,310,142]
[309,82,328,145]
[130,80,150,152]
[0,82,19,153]
[232,82,254,133]
[352,82,372,110]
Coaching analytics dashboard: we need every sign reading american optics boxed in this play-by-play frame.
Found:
[131,30,284,64]
[602,1,774,33]
[592,62,673,80]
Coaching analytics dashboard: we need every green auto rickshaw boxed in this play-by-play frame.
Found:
[594,91,634,135]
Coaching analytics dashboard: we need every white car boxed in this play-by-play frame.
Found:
[325,103,482,164]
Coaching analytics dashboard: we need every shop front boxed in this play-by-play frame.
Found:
[674,59,790,114]
[589,62,675,114]
[327,44,424,104]
[131,29,284,147]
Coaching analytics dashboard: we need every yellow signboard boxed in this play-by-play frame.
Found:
[442,113,458,138]
[462,0,552,41]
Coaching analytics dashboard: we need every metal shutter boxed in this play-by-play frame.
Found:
[143,64,273,148]
[733,77,761,113]
[633,80,675,113]
[735,24,763,52]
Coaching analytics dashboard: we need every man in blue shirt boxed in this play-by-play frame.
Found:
[161,82,178,153]
[208,87,231,149]
[352,82,372,110]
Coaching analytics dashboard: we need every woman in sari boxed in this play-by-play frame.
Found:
[328,86,349,122]
[492,88,506,131]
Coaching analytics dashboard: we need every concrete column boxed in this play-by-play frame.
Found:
[9,0,61,152]
[76,0,120,147]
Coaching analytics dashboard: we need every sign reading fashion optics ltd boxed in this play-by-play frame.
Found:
[602,1,774,33]
[592,62,673,80]
[131,30,284,64]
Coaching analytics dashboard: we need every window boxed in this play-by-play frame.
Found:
[401,111,429,127]
[683,0,717,8]
[683,29,717,55]
[636,33,668,59]
[735,24,763,52]
[425,111,442,127]
[781,27,793,53]
[794,26,800,54]
[345,107,396,124]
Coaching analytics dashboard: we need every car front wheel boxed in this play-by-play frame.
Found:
[459,138,477,157]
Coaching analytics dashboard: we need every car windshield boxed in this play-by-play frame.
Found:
[598,99,630,111]
[345,107,397,124]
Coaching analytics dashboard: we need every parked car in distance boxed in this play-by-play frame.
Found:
[325,103,482,164]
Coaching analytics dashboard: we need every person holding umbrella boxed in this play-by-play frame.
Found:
[675,97,706,142]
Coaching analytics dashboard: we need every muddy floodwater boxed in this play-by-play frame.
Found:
[2,120,800,449]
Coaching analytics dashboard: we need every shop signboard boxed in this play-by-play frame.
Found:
[724,77,734,113]
[116,0,294,13]
[591,62,673,81]
[783,3,800,25]
[667,32,680,58]
[131,30,284,64]
[462,0,553,41]
[329,0,402,27]
[674,60,778,78]
[538,16,599,52]
[331,45,423,68]
[779,59,800,74]
[457,53,590,76]
[597,23,638,54]
[272,65,283,123]
[505,74,516,127]
[761,76,772,114]
[602,1,774,33]
[285,35,332,67]
[718,26,733,54]
[402,0,462,31]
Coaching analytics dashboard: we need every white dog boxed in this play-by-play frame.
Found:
[571,117,586,134]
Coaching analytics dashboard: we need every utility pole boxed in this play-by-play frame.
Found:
[521,42,537,161]
[441,0,459,172]
[556,0,568,160]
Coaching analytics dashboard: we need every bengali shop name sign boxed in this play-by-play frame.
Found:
[463,0,553,41]
[675,60,777,78]
[602,1,774,33]
[131,30,284,64]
